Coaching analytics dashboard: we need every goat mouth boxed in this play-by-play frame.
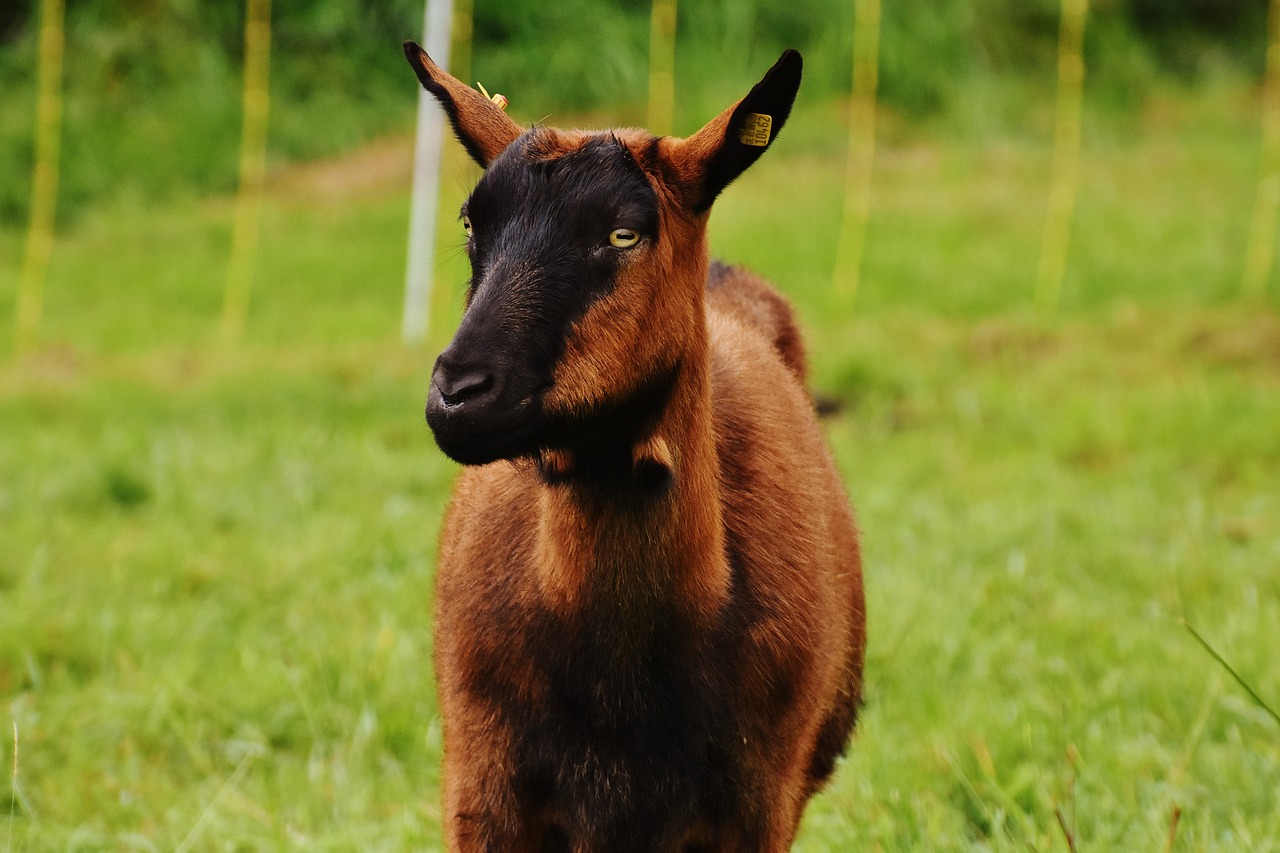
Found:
[426,390,541,465]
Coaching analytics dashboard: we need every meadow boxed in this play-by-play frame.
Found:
[3,64,1280,852]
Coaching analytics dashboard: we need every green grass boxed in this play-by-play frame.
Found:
[2,85,1279,849]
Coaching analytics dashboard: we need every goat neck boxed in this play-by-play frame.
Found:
[532,293,730,625]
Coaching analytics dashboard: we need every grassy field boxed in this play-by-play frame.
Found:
[2,83,1279,850]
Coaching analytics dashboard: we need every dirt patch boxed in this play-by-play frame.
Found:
[1180,308,1280,375]
[966,317,1061,363]
[268,135,416,200]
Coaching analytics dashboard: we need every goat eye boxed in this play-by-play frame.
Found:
[609,228,640,249]
[463,216,473,237]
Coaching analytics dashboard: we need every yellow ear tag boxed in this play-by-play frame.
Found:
[738,113,772,147]
[476,82,509,111]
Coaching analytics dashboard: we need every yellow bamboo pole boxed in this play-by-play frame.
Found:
[451,0,473,90]
[220,0,272,343]
[832,0,881,306]
[1036,0,1089,314]
[648,0,677,135]
[15,0,66,357]
[1242,0,1280,300]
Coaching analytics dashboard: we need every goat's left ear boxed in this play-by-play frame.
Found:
[404,40,522,167]
[665,50,802,213]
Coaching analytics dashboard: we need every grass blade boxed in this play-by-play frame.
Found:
[1183,619,1280,727]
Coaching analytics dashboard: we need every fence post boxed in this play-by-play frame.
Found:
[1242,0,1280,300]
[220,0,272,343]
[1036,0,1088,314]
[832,0,880,307]
[15,0,66,357]
[403,0,454,345]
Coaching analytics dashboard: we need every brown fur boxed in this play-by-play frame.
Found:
[707,261,809,383]
[405,43,521,165]
[408,43,866,852]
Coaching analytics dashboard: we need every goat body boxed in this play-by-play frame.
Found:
[406,43,865,852]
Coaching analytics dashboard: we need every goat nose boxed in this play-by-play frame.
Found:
[433,361,494,407]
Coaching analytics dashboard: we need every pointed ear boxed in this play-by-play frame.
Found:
[404,40,522,167]
[664,50,802,213]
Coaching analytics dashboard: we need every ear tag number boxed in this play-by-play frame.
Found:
[738,113,773,147]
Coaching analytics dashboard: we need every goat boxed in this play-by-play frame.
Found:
[406,41,865,852]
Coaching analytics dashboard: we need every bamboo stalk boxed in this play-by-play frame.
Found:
[647,0,677,136]
[832,0,881,306]
[220,0,272,343]
[451,0,473,91]
[1242,0,1280,300]
[15,0,66,357]
[1035,0,1088,314]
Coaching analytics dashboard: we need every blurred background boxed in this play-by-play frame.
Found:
[0,0,1270,234]
[2,0,1278,849]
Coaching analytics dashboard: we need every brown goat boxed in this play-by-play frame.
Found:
[406,42,865,852]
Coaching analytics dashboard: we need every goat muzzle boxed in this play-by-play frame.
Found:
[427,351,539,465]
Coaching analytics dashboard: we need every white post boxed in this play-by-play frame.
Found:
[403,0,454,344]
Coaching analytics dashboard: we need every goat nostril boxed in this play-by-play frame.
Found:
[436,369,493,407]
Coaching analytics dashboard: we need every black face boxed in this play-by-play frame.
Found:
[426,133,661,465]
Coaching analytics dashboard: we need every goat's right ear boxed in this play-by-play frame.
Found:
[404,41,522,168]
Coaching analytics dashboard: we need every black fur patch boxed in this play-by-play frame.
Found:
[429,132,664,464]
[507,600,749,851]
[463,132,657,371]
[539,358,682,473]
